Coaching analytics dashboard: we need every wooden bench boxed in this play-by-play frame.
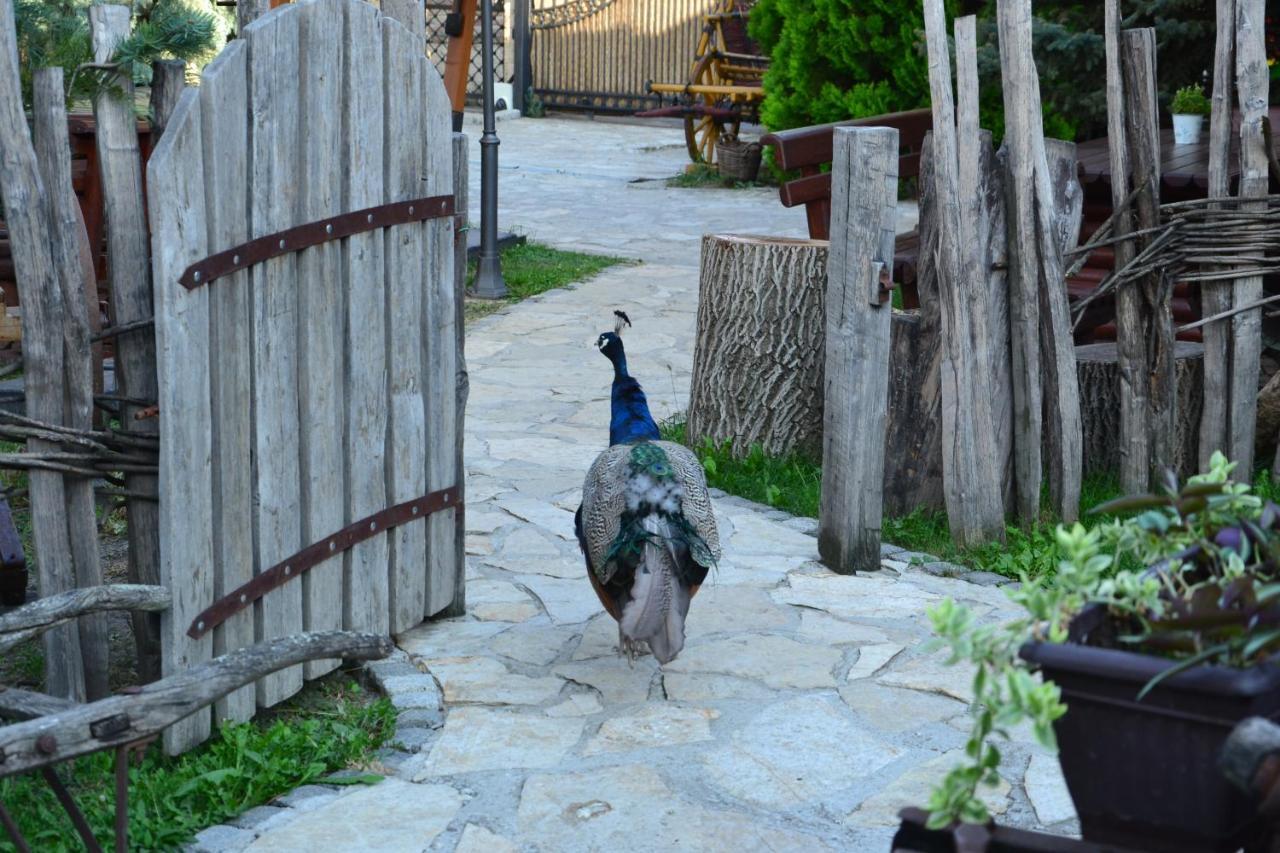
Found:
[761,109,931,306]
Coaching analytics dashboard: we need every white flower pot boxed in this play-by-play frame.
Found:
[1173,114,1204,145]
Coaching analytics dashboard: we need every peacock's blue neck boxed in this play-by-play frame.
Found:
[606,349,659,446]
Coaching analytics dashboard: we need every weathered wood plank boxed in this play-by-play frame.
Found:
[817,127,897,574]
[1038,135,1084,520]
[424,60,459,616]
[383,16,429,633]
[0,0,84,702]
[297,0,347,677]
[32,68,109,700]
[342,0,390,634]
[1202,0,1236,471]
[1123,28,1175,486]
[147,86,215,753]
[996,0,1043,523]
[0,632,392,779]
[149,59,186,136]
[237,0,268,35]
[1104,0,1146,494]
[198,40,256,725]
[91,4,162,683]
[443,130,469,618]
[1232,0,1267,474]
[957,17,1013,509]
[246,4,304,706]
[382,0,424,39]
[923,0,1004,544]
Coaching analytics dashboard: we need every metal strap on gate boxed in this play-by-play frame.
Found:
[178,194,456,289]
[187,486,459,639]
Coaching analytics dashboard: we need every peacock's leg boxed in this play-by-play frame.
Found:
[617,624,648,665]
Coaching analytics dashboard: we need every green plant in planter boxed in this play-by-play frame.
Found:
[925,452,1276,828]
[1170,84,1211,116]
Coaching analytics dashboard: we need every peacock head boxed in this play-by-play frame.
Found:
[595,310,631,364]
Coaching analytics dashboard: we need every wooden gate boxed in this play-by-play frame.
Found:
[146,0,461,752]
[530,0,716,113]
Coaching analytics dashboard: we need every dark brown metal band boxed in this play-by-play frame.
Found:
[187,485,459,639]
[179,195,456,289]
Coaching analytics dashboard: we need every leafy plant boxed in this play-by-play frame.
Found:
[14,0,220,112]
[1170,84,1211,116]
[926,453,1280,828]
[523,86,546,118]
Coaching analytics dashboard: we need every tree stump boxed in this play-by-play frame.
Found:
[1077,341,1204,481]
[688,234,828,459]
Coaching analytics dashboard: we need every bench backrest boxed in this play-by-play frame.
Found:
[761,108,932,239]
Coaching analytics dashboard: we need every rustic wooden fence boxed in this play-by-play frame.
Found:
[143,0,462,752]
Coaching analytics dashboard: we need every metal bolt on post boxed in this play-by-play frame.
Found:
[471,0,507,299]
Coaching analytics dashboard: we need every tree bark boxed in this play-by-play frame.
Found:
[1078,341,1204,482]
[689,234,828,459]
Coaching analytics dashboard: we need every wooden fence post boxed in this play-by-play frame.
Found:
[0,0,86,702]
[924,3,1005,544]
[999,0,1082,522]
[445,131,469,617]
[1200,0,1237,470]
[1233,0,1267,475]
[90,4,163,683]
[149,60,186,136]
[237,0,268,35]
[817,126,897,574]
[996,0,1043,522]
[1122,28,1176,485]
[32,68,109,700]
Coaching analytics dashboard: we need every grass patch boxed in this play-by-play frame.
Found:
[465,241,628,324]
[0,672,395,852]
[661,418,1280,579]
[665,163,770,190]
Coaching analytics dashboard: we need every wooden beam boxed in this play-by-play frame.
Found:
[91,5,163,683]
[1232,0,1267,474]
[32,68,110,700]
[0,0,86,702]
[1122,28,1175,487]
[0,584,169,652]
[996,0,1043,523]
[0,632,392,779]
[0,687,77,722]
[817,127,898,573]
[1201,0,1237,471]
[928,2,1005,543]
[444,131,469,618]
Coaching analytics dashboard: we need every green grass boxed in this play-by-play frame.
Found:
[465,241,628,323]
[662,418,1280,579]
[665,163,770,190]
[0,673,395,852]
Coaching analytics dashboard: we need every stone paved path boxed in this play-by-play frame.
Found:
[208,116,1078,852]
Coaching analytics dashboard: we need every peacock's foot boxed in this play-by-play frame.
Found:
[617,628,650,666]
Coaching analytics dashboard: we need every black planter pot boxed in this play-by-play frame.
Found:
[889,807,1136,852]
[1020,605,1280,853]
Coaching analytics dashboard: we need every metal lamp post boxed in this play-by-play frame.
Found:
[471,0,507,298]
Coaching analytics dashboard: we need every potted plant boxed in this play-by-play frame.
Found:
[1171,85,1211,145]
[924,453,1280,853]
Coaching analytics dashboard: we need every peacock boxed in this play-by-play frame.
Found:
[574,311,719,664]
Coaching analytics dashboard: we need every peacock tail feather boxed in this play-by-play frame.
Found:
[579,440,719,586]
